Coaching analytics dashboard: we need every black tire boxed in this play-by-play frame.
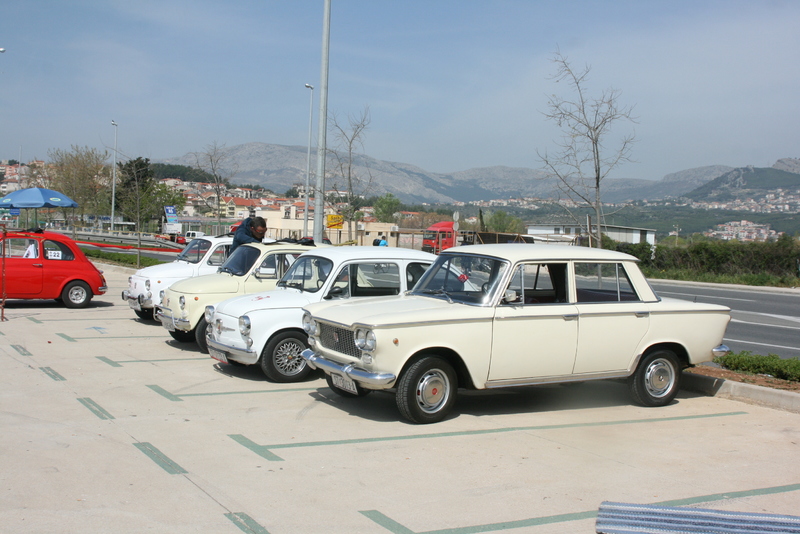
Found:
[169,329,195,343]
[259,331,311,382]
[325,373,372,398]
[134,308,155,321]
[195,317,209,353]
[396,355,457,424]
[628,349,681,407]
[61,281,92,309]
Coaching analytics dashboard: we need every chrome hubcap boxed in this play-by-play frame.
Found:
[69,286,87,304]
[275,340,305,375]
[644,358,674,398]
[415,369,450,413]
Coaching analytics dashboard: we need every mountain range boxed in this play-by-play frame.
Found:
[162,143,799,205]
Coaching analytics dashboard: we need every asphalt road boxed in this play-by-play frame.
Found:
[649,280,800,360]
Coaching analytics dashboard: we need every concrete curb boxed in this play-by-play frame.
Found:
[682,372,800,414]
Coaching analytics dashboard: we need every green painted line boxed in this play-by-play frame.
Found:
[230,411,747,461]
[97,356,123,367]
[77,397,115,420]
[98,356,207,367]
[228,434,285,462]
[57,333,76,342]
[147,384,315,402]
[11,345,32,356]
[361,483,800,534]
[147,384,183,402]
[26,317,43,324]
[225,512,271,534]
[133,442,187,475]
[40,367,66,381]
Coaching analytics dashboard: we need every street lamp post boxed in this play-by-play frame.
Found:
[303,83,314,237]
[111,120,118,232]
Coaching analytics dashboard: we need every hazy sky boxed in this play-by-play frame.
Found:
[1,1,797,181]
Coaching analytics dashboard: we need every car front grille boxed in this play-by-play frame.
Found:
[318,323,360,359]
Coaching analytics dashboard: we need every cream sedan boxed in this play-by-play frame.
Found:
[301,244,731,424]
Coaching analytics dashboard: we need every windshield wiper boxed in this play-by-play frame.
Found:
[418,288,453,303]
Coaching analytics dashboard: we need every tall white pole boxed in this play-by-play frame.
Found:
[312,0,331,243]
[111,120,118,232]
[303,84,314,237]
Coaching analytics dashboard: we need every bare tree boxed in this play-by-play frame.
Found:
[538,52,636,248]
[327,107,373,240]
[47,146,110,227]
[192,142,237,231]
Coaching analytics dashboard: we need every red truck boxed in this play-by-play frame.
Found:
[422,221,457,254]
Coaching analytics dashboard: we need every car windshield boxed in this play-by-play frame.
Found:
[278,256,333,293]
[411,252,509,305]
[176,239,212,264]
[217,245,261,276]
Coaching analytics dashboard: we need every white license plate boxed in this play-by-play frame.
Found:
[209,348,228,364]
[331,373,357,395]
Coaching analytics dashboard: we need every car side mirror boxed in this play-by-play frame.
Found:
[502,289,519,304]
[255,267,276,279]
[324,286,344,300]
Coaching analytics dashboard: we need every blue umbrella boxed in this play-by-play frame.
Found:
[0,187,78,208]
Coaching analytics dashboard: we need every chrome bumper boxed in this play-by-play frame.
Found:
[155,306,191,332]
[206,337,258,364]
[122,290,153,310]
[712,344,731,358]
[301,349,396,387]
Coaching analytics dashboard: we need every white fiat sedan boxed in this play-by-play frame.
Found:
[122,235,232,320]
[205,246,435,382]
[301,244,731,424]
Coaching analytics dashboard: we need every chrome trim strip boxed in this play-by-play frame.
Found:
[301,349,395,387]
[485,369,631,389]
[207,338,256,360]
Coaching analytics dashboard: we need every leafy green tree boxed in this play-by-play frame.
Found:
[284,187,300,198]
[47,145,110,226]
[374,193,401,223]
[487,211,524,233]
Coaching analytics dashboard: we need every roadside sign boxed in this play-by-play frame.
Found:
[326,214,343,229]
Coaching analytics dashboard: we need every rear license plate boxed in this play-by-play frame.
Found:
[209,348,228,364]
[331,373,357,394]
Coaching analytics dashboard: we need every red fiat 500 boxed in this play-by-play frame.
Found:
[1,230,107,308]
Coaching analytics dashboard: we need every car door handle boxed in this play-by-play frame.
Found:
[32,263,43,268]
[635,311,649,318]
[563,314,578,321]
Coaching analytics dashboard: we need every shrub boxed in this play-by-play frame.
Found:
[714,351,800,382]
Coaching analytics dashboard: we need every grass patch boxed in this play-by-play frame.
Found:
[713,351,800,382]
[82,248,165,268]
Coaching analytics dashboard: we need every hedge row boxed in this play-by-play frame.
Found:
[713,352,800,382]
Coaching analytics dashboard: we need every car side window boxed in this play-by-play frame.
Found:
[406,262,430,289]
[354,262,400,297]
[3,238,39,258]
[258,253,299,279]
[574,262,640,303]
[504,263,568,305]
[207,244,230,266]
[43,240,75,261]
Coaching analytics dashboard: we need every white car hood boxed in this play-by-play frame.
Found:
[134,260,194,280]
[215,288,314,317]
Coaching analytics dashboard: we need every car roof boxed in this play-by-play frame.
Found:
[296,245,436,262]
[443,243,638,263]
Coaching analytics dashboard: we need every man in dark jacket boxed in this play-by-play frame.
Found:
[231,216,267,253]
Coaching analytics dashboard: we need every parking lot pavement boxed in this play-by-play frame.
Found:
[1,263,799,533]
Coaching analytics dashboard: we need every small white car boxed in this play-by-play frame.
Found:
[205,246,436,382]
[301,244,732,424]
[156,241,319,352]
[122,235,232,320]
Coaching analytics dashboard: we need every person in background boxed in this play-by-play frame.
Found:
[379,235,388,246]
[231,216,267,253]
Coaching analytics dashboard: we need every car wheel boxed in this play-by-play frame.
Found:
[61,281,91,309]
[396,355,457,424]
[169,329,195,343]
[259,331,311,382]
[325,373,371,398]
[195,317,210,353]
[629,349,681,407]
[134,308,155,321]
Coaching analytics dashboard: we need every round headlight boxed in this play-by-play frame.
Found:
[302,312,316,335]
[145,279,151,291]
[179,295,186,309]
[159,290,165,301]
[204,305,215,323]
[355,328,376,351]
[239,315,251,336]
